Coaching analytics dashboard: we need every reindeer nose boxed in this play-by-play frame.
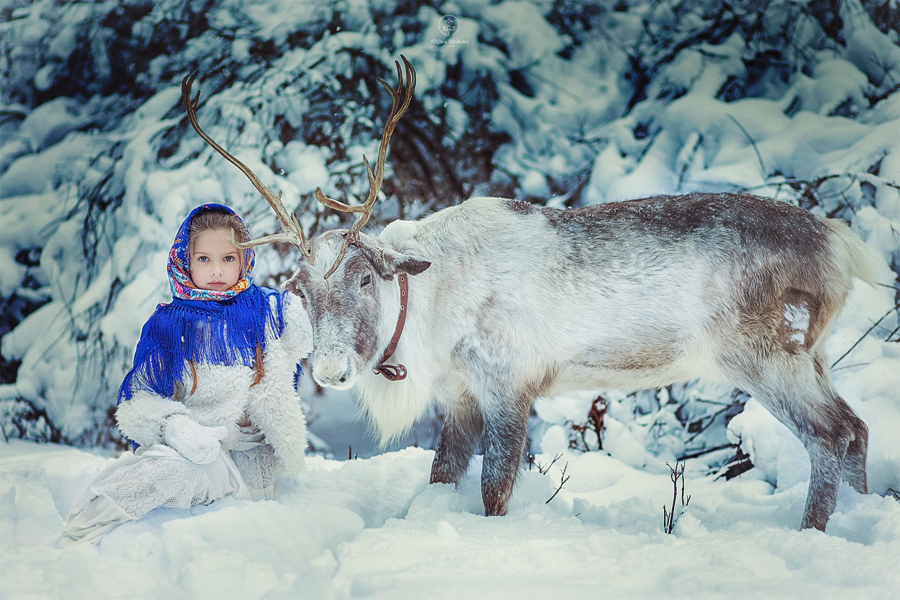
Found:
[312,347,356,389]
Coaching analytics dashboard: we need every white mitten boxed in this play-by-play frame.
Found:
[163,414,228,464]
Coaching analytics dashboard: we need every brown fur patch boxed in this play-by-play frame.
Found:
[504,200,536,214]
[540,194,830,262]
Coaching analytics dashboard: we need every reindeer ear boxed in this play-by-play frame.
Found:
[374,220,431,277]
[373,245,431,279]
[390,251,431,276]
[357,235,431,279]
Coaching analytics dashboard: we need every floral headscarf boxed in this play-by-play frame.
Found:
[167,203,255,300]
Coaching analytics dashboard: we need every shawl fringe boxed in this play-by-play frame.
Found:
[118,286,284,404]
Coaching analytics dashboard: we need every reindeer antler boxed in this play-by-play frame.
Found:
[181,72,316,264]
[315,55,416,278]
[181,56,415,278]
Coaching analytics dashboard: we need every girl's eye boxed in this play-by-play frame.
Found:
[224,256,235,262]
[361,275,371,287]
[197,256,208,262]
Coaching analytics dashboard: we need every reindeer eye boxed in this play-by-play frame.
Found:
[287,283,305,299]
[361,275,371,287]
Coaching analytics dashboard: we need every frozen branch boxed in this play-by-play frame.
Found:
[663,461,691,534]
[545,461,570,505]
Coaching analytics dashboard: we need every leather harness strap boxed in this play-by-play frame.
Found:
[374,273,408,381]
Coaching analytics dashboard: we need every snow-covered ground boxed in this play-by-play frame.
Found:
[3,432,900,600]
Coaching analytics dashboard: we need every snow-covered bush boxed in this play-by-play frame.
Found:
[1,0,898,491]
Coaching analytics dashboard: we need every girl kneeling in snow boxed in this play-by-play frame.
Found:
[59,204,311,546]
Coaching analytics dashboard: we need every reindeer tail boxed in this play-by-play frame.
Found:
[820,216,878,287]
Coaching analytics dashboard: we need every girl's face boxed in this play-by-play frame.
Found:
[189,228,242,291]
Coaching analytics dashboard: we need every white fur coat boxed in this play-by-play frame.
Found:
[116,292,312,476]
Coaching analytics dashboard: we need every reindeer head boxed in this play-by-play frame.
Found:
[284,230,429,389]
[182,56,424,389]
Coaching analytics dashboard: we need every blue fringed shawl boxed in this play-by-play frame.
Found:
[117,285,285,404]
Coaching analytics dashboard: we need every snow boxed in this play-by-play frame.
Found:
[275,142,331,195]
[2,0,899,597]
[3,438,900,599]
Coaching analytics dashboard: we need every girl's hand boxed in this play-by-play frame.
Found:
[163,414,228,464]
[232,423,266,451]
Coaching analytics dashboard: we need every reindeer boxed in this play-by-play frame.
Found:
[182,57,875,531]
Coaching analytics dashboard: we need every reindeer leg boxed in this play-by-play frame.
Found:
[800,435,848,530]
[813,351,868,494]
[430,392,484,485]
[722,350,859,531]
[840,416,868,494]
[479,394,531,517]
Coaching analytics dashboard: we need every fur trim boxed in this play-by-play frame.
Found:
[116,391,189,448]
[245,293,313,475]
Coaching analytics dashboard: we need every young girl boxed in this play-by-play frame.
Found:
[59,204,312,546]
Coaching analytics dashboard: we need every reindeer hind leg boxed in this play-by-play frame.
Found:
[721,350,855,530]
[813,351,868,494]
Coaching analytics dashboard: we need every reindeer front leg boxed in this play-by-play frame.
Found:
[430,391,484,485]
[479,393,532,517]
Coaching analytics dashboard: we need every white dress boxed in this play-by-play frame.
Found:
[58,292,312,547]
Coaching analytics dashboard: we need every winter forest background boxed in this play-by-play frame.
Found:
[1,0,900,598]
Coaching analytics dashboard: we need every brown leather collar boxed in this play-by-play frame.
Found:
[374,273,408,381]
